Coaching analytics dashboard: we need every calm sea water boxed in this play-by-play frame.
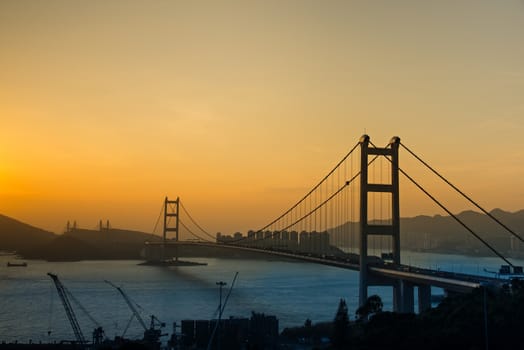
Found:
[1,252,522,343]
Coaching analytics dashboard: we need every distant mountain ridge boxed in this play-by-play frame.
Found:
[400,209,524,256]
[3,209,524,260]
[329,208,524,257]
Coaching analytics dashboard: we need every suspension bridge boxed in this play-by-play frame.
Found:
[143,135,524,314]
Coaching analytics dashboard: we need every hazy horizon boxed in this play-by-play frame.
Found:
[2,206,523,237]
[1,1,523,235]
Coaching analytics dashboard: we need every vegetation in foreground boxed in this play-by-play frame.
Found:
[281,279,524,349]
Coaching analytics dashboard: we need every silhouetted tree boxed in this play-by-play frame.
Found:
[303,318,313,340]
[304,318,312,328]
[332,298,350,349]
[341,282,524,350]
[356,294,383,321]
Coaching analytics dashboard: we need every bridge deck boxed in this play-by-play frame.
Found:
[145,241,511,293]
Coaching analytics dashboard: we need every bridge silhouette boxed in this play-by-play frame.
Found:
[143,135,524,314]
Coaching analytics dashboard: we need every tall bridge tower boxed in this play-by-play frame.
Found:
[359,135,402,311]
[163,196,180,261]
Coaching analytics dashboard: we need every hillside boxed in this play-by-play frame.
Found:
[0,213,163,260]
[22,235,100,261]
[66,227,162,245]
[329,209,524,257]
[401,209,524,255]
[21,228,164,261]
[0,214,57,251]
[4,209,524,260]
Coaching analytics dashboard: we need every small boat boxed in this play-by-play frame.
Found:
[7,261,27,267]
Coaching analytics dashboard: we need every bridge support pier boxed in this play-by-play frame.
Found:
[393,281,402,313]
[401,281,415,313]
[418,285,431,312]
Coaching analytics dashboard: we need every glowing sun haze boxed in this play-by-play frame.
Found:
[1,0,523,234]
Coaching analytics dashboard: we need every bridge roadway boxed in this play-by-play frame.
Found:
[145,241,507,294]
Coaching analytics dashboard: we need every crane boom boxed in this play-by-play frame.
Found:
[48,273,87,346]
[104,280,148,330]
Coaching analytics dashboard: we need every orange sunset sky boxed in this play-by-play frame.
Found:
[1,1,523,235]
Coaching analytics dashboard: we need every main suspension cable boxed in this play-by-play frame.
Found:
[401,142,524,243]
[225,171,363,245]
[151,200,165,235]
[257,141,360,232]
[369,140,513,266]
[280,179,353,233]
[398,166,513,267]
[179,219,214,243]
[179,200,217,241]
[224,153,382,246]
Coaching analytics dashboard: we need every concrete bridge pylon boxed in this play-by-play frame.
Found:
[163,196,180,262]
[359,135,402,311]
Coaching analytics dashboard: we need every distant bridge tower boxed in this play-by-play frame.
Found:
[163,196,180,261]
[359,135,402,311]
[99,220,111,231]
[65,220,78,232]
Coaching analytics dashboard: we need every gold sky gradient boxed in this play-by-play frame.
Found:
[1,0,524,234]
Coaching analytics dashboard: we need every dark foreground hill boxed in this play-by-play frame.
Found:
[282,281,524,349]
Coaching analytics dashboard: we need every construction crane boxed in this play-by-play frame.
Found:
[105,280,165,347]
[66,289,106,345]
[48,273,87,347]
[48,273,106,348]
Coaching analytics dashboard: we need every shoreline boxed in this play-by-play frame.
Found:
[7,248,524,263]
